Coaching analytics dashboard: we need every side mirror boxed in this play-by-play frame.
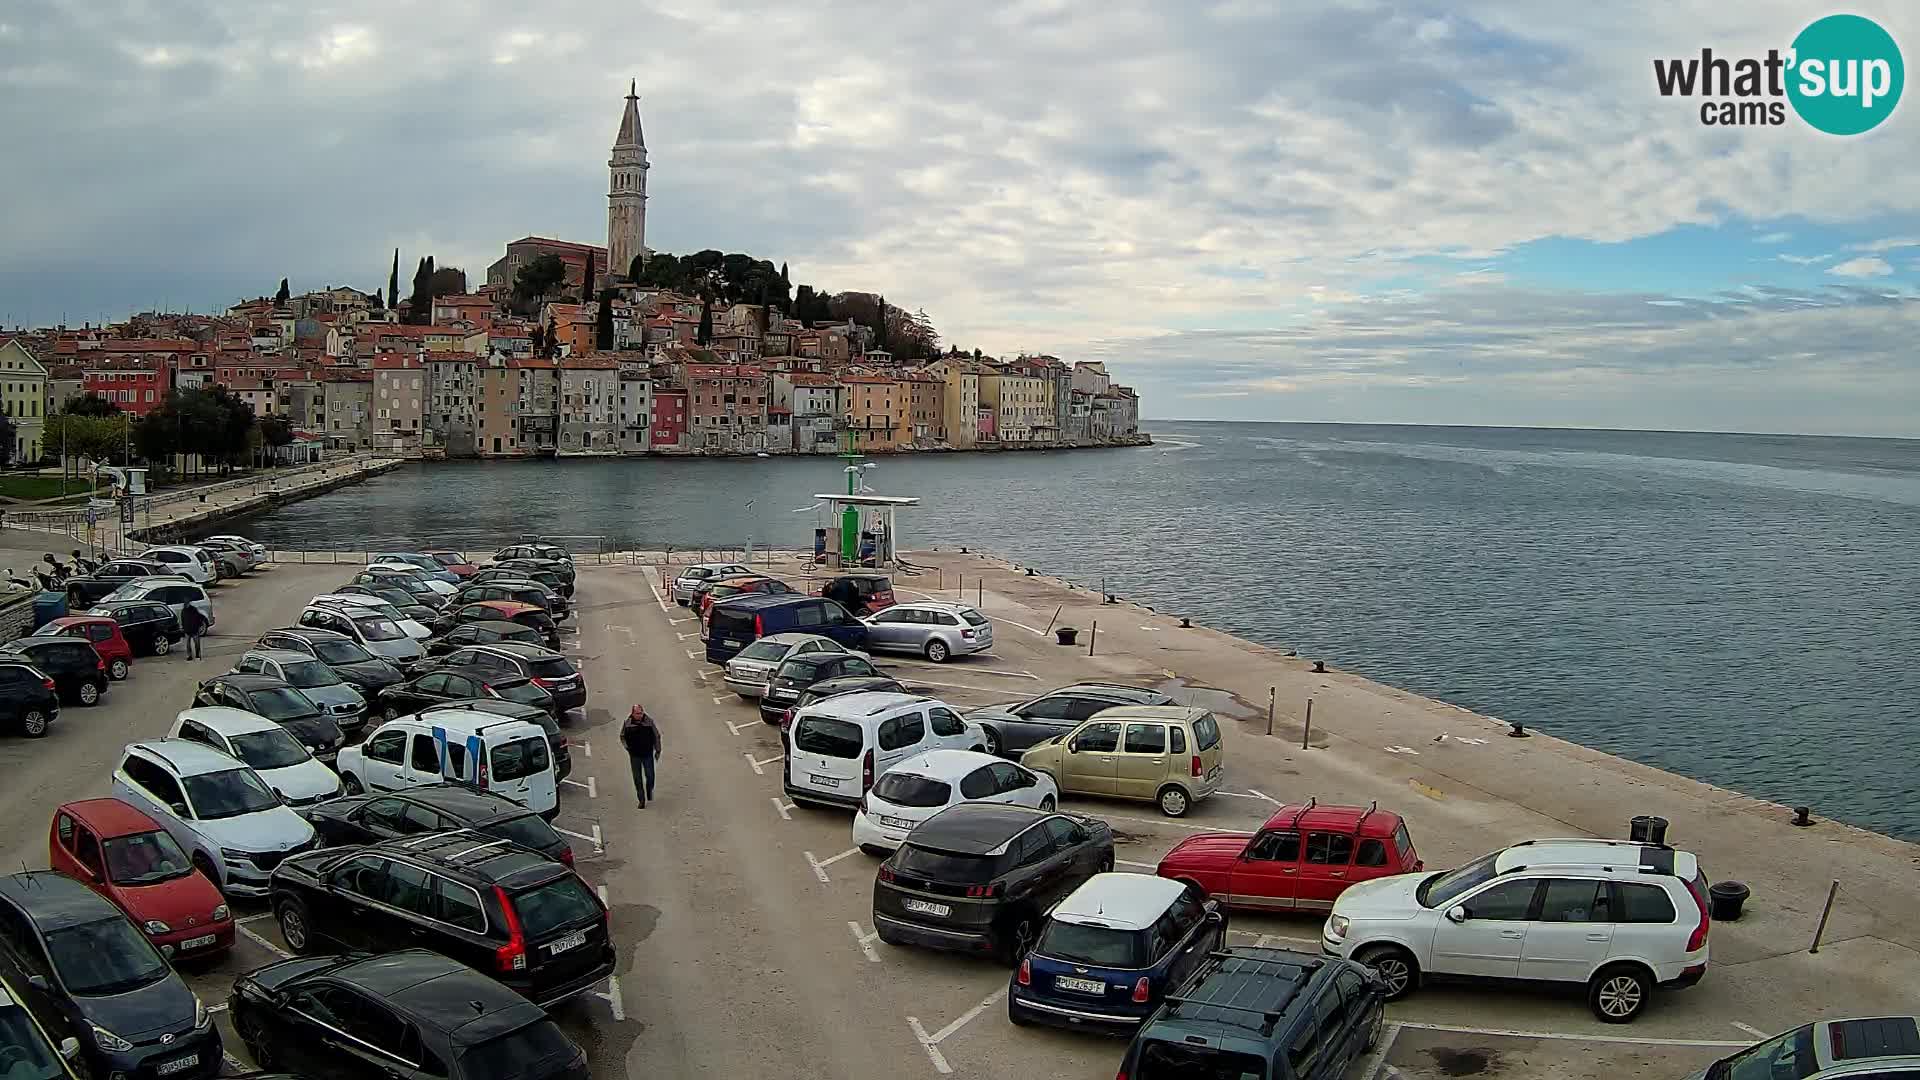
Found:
[57,1037,80,1061]
[169,802,189,817]
[1445,905,1468,924]
[1205,907,1224,923]
[89,867,104,885]
[28,975,51,993]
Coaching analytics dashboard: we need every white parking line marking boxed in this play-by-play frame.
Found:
[1393,1021,1750,1048]
[694,669,715,681]
[1114,858,1157,869]
[644,575,669,613]
[553,824,604,854]
[712,694,733,705]
[236,912,276,926]
[1732,1021,1768,1038]
[908,985,1009,1074]
[238,922,291,960]
[1359,1022,1403,1080]
[562,775,597,795]
[1250,932,1323,949]
[895,677,1021,695]
[771,797,794,820]
[205,1002,228,1015]
[1245,788,1281,804]
[592,885,627,1021]
[669,617,694,626]
[1215,791,1270,800]
[992,617,1047,637]
[907,1017,951,1074]
[678,632,699,641]
[1384,745,1420,755]
[885,658,1039,679]
[805,847,861,883]
[848,921,882,963]
[1100,813,1224,832]
[685,649,703,660]
[581,741,591,758]
[744,752,782,775]
[726,719,759,736]
[223,1052,247,1073]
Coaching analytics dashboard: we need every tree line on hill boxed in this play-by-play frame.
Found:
[33,389,292,477]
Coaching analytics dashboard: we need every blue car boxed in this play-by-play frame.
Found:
[705,594,868,663]
[1009,873,1226,1032]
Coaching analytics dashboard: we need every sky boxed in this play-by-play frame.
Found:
[1,1,1917,437]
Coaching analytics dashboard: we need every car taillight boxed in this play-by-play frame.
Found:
[862,749,874,792]
[531,677,554,688]
[1685,877,1710,952]
[782,708,795,730]
[1017,958,1031,986]
[877,865,895,883]
[754,614,765,636]
[97,658,107,671]
[477,753,490,789]
[1191,755,1202,777]
[964,882,1001,898]
[559,847,575,866]
[42,678,55,691]
[493,887,527,972]
[1132,976,1151,1002]
[960,628,974,638]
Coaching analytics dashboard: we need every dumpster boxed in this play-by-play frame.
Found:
[32,589,68,631]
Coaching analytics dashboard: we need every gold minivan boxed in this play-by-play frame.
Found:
[1017,705,1224,816]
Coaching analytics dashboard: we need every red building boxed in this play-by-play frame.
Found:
[81,364,171,415]
[650,387,688,449]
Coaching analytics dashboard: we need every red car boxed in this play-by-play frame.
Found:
[35,614,135,681]
[48,799,234,959]
[1156,800,1423,912]
[427,550,478,578]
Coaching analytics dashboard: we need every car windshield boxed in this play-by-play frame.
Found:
[276,659,336,688]
[495,813,563,852]
[458,1020,577,1080]
[183,768,281,819]
[354,616,406,641]
[310,639,373,664]
[738,639,791,662]
[432,553,465,567]
[894,845,1001,883]
[247,686,319,720]
[1136,1040,1267,1079]
[1710,1025,1819,1080]
[491,679,549,706]
[512,875,600,938]
[0,1003,63,1080]
[793,717,862,758]
[103,829,194,886]
[1418,851,1501,909]
[45,918,171,996]
[527,657,575,679]
[778,656,830,679]
[1036,921,1147,968]
[229,727,312,770]
[871,773,952,808]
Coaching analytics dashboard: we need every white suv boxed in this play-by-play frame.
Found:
[1321,838,1710,1023]
[110,740,319,897]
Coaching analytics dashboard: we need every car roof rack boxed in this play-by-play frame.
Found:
[1284,797,1318,831]
[1164,949,1321,1035]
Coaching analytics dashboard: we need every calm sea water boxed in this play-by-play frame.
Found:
[216,423,1920,840]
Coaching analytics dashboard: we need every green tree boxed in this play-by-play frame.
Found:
[64,392,120,417]
[258,416,293,462]
[133,400,179,466]
[582,252,596,307]
[512,254,568,315]
[0,413,15,465]
[388,248,400,312]
[595,290,615,351]
[544,313,559,357]
[275,278,290,305]
[697,293,712,345]
[874,294,889,350]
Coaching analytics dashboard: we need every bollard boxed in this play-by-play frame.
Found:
[957,571,963,600]
[1087,620,1097,656]
[1044,605,1062,634]
[1809,880,1840,953]
[1312,660,1326,674]
[1792,806,1814,827]
[1302,698,1313,749]
[1180,617,1191,628]
[1265,688,1276,737]
[977,580,983,609]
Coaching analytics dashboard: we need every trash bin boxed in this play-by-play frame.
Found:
[1709,880,1750,921]
[1056,627,1079,646]
[32,589,68,631]
[1629,815,1670,845]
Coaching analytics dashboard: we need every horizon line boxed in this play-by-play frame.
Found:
[1138,418,1920,442]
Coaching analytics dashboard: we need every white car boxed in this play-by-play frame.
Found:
[110,739,318,897]
[138,546,217,584]
[100,577,214,627]
[672,562,752,604]
[723,632,865,698]
[310,593,432,640]
[205,534,267,558]
[853,749,1058,853]
[336,708,559,817]
[1322,838,1711,1023]
[198,537,265,573]
[168,707,342,807]
[784,692,988,810]
[295,603,425,664]
[364,562,459,595]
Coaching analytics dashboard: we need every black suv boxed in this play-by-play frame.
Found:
[230,949,589,1080]
[429,644,586,712]
[304,784,574,865]
[760,653,889,724]
[425,619,547,657]
[452,581,567,622]
[0,658,60,737]
[194,674,344,759]
[269,831,614,1008]
[256,627,406,695]
[2,637,107,706]
[85,598,183,656]
[874,803,1114,963]
[471,565,572,599]
[372,671,556,721]
[1117,947,1387,1080]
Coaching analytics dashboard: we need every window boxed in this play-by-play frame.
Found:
[398,803,445,834]
[958,767,998,800]
[1191,713,1221,751]
[365,730,405,764]
[1539,879,1610,923]
[1287,1009,1325,1075]
[1122,723,1167,754]
[1305,832,1355,866]
[1018,695,1077,721]
[1069,722,1121,753]
[1043,817,1081,850]
[361,797,408,832]
[1463,879,1539,921]
[334,855,388,899]
[409,734,441,773]
[378,861,435,916]
[305,986,413,1061]
[1013,828,1052,867]
[1168,726,1187,754]
[878,711,925,751]
[928,707,965,736]
[988,762,1030,794]
[492,736,550,781]
[73,825,102,875]
[1618,882,1678,924]
[1713,1025,1820,1080]
[1249,830,1299,862]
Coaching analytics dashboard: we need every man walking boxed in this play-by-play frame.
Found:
[180,602,208,660]
[620,705,661,808]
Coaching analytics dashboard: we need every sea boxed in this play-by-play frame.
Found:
[213,423,1920,841]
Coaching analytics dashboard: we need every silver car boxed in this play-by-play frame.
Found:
[723,633,861,698]
[861,602,994,663]
[234,648,368,732]
[672,563,752,605]
[1685,1016,1920,1078]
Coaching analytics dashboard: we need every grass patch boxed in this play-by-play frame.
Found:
[0,474,103,501]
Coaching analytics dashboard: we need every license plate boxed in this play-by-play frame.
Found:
[156,1054,197,1076]
[722,639,742,648]
[810,774,843,789]
[1056,976,1106,995]
[181,933,218,950]
[879,815,917,830]
[901,898,950,917]
[549,930,587,955]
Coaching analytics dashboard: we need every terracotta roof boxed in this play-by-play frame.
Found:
[783,372,841,387]
[840,375,895,385]
[371,353,421,370]
[507,237,609,256]
[559,354,619,369]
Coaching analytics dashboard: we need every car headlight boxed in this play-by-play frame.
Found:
[1326,914,1350,942]
[211,904,231,922]
[194,995,209,1029]
[219,847,251,863]
[142,919,171,934]
[90,1024,134,1053]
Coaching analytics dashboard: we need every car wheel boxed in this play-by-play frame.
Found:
[1588,964,1650,1023]
[383,705,400,721]
[277,899,314,954]
[981,728,1002,757]
[108,658,130,680]
[1098,853,1114,873]
[1039,795,1056,812]
[235,1007,275,1069]
[924,639,950,663]
[341,773,364,795]
[20,709,50,738]
[1000,913,1037,967]
[153,633,172,655]
[1157,785,1190,817]
[1363,1006,1385,1050]
[1355,945,1418,1001]
[77,680,101,706]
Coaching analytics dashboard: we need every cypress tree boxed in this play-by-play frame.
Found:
[389,248,400,312]
[697,293,713,345]
[596,290,615,351]
[582,253,596,306]
[875,294,888,350]
[545,313,559,356]
[275,278,290,304]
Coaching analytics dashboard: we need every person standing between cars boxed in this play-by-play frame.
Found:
[180,600,208,660]
[621,705,662,808]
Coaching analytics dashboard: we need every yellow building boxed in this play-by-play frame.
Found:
[841,375,906,451]
[923,358,981,447]
[0,338,49,463]
[978,368,1051,443]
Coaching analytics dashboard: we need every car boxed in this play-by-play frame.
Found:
[368,552,462,584]
[233,649,369,732]
[451,581,568,622]
[347,571,451,610]
[724,632,861,700]
[313,593,434,639]
[706,593,866,663]
[255,627,406,695]
[1009,874,1227,1031]
[495,541,573,566]
[303,784,574,865]
[420,701,572,781]
[109,740,320,898]
[967,682,1177,757]
[229,950,591,1080]
[1,637,107,706]
[775,674,908,734]
[696,575,791,621]
[100,577,213,629]
[469,565,572,599]
[1116,946,1387,1080]
[334,583,440,624]
[85,598,183,657]
[428,644,586,713]
[424,619,548,657]
[296,603,425,663]
[267,833,613,1007]
[436,600,559,648]
[193,674,346,762]
[137,545,217,584]
[1321,837,1712,1023]
[862,601,993,663]
[336,708,558,816]
[853,749,1059,854]
[30,615,134,681]
[169,708,342,807]
[427,550,479,578]
[202,535,267,562]
[1019,705,1225,817]
[1157,800,1424,913]
[48,799,234,959]
[0,658,60,738]
[817,572,896,617]
[671,562,752,604]
[785,692,987,809]
[1686,1016,1920,1079]
[873,803,1114,963]
[0,972,83,1079]
[372,670,557,721]
[196,538,263,575]
[361,563,459,596]
[0,872,221,1080]
[492,555,576,591]
[64,558,172,608]
[758,649,888,723]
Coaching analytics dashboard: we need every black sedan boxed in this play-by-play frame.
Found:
[424,619,547,657]
[84,598,184,657]
[194,674,345,760]
[303,784,574,864]
[1,636,107,706]
[64,559,174,608]
[333,584,439,625]
[372,671,556,721]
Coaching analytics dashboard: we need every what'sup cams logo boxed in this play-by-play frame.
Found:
[1654,13,1903,134]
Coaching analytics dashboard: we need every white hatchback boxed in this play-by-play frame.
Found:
[852,749,1058,853]
[168,707,342,807]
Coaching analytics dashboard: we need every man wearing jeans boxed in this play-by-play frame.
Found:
[180,602,208,660]
[620,705,661,808]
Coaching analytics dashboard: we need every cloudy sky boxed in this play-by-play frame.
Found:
[2,1,1916,436]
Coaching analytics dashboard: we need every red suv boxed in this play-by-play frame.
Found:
[48,798,233,959]
[1155,800,1422,912]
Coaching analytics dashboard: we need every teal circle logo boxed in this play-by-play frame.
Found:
[1787,14,1904,135]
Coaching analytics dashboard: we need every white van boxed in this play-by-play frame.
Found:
[334,707,558,817]
[783,692,986,810]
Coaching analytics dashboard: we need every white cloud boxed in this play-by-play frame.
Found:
[1849,236,1920,253]
[1828,257,1895,278]
[1754,231,1791,244]
[1776,253,1832,265]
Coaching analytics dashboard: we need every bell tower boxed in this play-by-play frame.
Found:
[608,80,649,280]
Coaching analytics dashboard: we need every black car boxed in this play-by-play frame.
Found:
[304,784,574,864]
[374,671,556,721]
[1,637,107,706]
[63,558,173,608]
[425,619,547,657]
[471,565,573,599]
[0,658,61,738]
[760,652,890,723]
[1117,947,1388,1080]
[452,582,567,622]
[873,803,1115,963]
[420,701,572,780]
[334,584,439,624]
[429,645,586,713]
[230,950,590,1080]
[967,682,1178,757]
[0,871,221,1080]
[348,572,449,610]
[437,602,560,647]
[256,627,407,695]
[85,598,184,657]
[194,674,345,759]
[268,832,614,1008]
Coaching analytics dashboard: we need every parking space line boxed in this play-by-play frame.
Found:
[1245,788,1280,803]
[580,741,591,758]
[1393,1021,1750,1048]
[712,694,734,705]
[554,824,604,854]
[236,911,275,926]
[743,752,782,775]
[725,719,759,736]
[685,649,703,660]
[694,669,716,681]
[643,575,669,613]
[806,847,861,883]
[592,885,628,1021]
[238,921,291,960]
[992,617,1047,637]
[223,1052,247,1073]
[906,1017,951,1074]
[896,677,1026,696]
[908,985,1009,1075]
[1732,1021,1768,1038]
[1099,813,1225,832]
[1114,858,1157,869]
[678,632,699,641]
[561,776,598,798]
[847,921,882,963]
[1359,1021,1402,1080]
[771,797,794,820]
[884,660,1039,680]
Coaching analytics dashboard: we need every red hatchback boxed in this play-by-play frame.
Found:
[36,614,135,681]
[1156,800,1422,913]
[48,799,234,959]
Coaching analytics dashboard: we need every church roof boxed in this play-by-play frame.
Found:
[615,80,645,148]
